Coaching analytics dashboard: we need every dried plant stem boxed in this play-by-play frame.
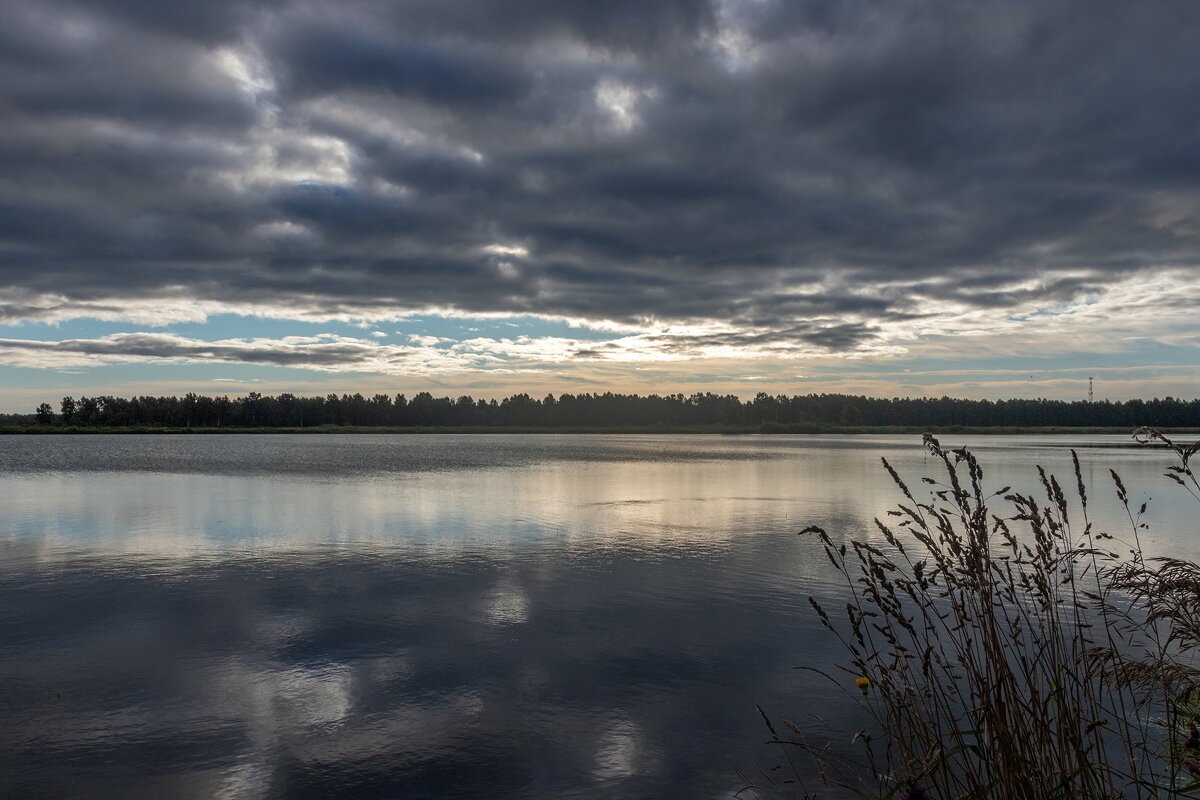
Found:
[757,430,1200,800]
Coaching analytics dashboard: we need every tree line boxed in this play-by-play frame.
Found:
[11,391,1200,429]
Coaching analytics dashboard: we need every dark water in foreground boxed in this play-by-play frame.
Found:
[1,434,1196,799]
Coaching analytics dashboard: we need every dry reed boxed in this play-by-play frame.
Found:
[755,428,1200,800]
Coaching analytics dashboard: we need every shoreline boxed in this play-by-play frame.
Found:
[2,424,1197,436]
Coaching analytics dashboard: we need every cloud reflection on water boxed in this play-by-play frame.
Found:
[1,434,1196,798]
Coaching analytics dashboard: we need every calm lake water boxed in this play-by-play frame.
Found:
[2,433,1197,799]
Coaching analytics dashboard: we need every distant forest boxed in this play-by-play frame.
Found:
[2,391,1199,429]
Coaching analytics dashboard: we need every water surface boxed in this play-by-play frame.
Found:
[1,434,1195,798]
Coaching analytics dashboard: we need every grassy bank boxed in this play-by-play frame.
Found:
[4,423,1200,436]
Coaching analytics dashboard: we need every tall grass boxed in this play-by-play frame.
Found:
[756,428,1200,799]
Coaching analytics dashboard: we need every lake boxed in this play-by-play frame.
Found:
[1,433,1196,799]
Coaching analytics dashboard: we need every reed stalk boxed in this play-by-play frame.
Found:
[756,428,1200,800]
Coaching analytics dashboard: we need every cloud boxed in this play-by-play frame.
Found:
[0,323,888,374]
[0,332,474,372]
[3,268,1200,382]
[0,0,1198,367]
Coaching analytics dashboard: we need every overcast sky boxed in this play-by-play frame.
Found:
[1,0,1199,410]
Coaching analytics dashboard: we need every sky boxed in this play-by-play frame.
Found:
[2,0,1199,412]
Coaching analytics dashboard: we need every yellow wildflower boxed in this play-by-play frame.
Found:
[855,676,871,692]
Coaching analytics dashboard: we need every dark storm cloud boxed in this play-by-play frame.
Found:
[364,0,718,54]
[638,321,882,355]
[61,0,288,44]
[0,333,416,368]
[2,0,1199,346]
[0,6,259,130]
[274,23,531,108]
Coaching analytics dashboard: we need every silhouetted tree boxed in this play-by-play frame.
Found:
[24,391,1200,430]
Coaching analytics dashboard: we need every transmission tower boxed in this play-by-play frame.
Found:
[1088,377,1094,403]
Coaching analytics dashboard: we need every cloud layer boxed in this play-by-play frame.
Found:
[1,0,1199,372]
